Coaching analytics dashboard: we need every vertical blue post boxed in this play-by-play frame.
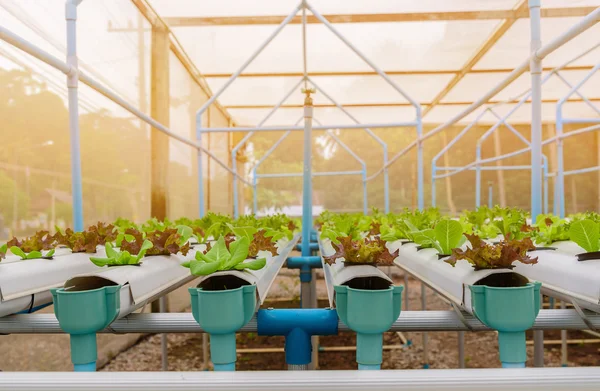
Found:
[431,164,436,207]
[196,112,205,217]
[362,167,368,215]
[252,168,258,214]
[302,89,314,257]
[542,156,549,214]
[383,144,390,213]
[66,0,84,232]
[529,0,543,222]
[475,146,482,207]
[416,110,424,210]
[555,107,565,218]
[488,182,493,208]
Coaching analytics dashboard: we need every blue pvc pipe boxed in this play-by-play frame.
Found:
[17,302,53,314]
[73,362,96,372]
[295,243,318,252]
[416,111,424,210]
[359,364,381,370]
[556,107,565,218]
[502,362,526,368]
[195,113,205,217]
[488,182,493,208]
[475,146,482,207]
[287,256,322,282]
[431,165,436,207]
[257,308,338,365]
[301,107,312,257]
[213,363,236,371]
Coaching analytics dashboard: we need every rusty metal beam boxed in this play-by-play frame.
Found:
[202,65,593,78]
[224,97,600,110]
[423,0,528,117]
[163,7,596,27]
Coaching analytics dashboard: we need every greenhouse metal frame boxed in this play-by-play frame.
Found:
[1,0,600,389]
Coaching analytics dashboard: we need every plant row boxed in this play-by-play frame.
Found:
[317,206,600,270]
[0,213,299,276]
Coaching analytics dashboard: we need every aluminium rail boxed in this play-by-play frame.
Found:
[0,309,599,334]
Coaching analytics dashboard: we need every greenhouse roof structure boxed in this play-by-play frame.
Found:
[147,0,600,125]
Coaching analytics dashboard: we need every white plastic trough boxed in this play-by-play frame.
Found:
[514,246,600,313]
[0,248,104,317]
[62,248,199,318]
[318,237,393,307]
[392,241,531,313]
[195,234,300,305]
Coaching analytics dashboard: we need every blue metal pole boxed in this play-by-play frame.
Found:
[556,106,566,218]
[488,182,493,208]
[196,113,205,217]
[252,168,258,214]
[66,0,84,232]
[475,146,482,207]
[542,156,549,214]
[362,168,368,215]
[529,0,543,222]
[416,109,424,210]
[383,144,390,213]
[302,90,314,257]
[431,164,437,207]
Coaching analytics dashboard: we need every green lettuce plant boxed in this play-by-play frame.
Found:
[412,219,466,255]
[183,236,266,276]
[7,231,56,260]
[90,240,153,267]
[532,214,570,245]
[0,243,7,260]
[569,219,600,252]
[10,246,55,260]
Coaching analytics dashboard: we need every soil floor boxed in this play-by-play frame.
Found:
[102,268,600,371]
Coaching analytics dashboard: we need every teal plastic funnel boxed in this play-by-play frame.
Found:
[335,285,403,370]
[470,281,541,367]
[51,285,121,371]
[189,285,256,371]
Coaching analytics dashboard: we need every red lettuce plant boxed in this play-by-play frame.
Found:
[446,234,537,271]
[323,236,398,266]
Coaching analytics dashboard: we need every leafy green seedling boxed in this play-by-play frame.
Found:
[532,214,570,245]
[412,219,466,255]
[569,219,600,252]
[89,240,153,267]
[0,243,7,260]
[183,236,266,276]
[10,246,55,260]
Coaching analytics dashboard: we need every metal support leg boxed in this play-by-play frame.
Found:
[159,296,168,371]
[421,282,428,368]
[561,300,568,366]
[310,269,318,369]
[458,331,465,368]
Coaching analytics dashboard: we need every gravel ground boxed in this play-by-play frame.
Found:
[101,268,600,371]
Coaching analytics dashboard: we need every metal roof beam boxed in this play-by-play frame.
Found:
[163,7,596,27]
[224,97,600,110]
[423,0,528,117]
[202,65,593,78]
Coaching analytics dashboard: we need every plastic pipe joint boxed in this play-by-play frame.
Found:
[287,256,322,282]
[189,285,256,371]
[470,282,541,367]
[258,308,338,365]
[51,285,121,371]
[335,285,403,370]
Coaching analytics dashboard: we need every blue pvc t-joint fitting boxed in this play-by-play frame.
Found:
[287,256,322,282]
[258,308,338,365]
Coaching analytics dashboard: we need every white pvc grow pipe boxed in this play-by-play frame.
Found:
[2,367,600,391]
[0,250,103,317]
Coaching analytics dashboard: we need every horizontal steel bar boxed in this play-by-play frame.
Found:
[436,165,534,172]
[563,118,600,124]
[2,367,600,390]
[0,309,598,334]
[256,171,363,178]
[201,122,417,133]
